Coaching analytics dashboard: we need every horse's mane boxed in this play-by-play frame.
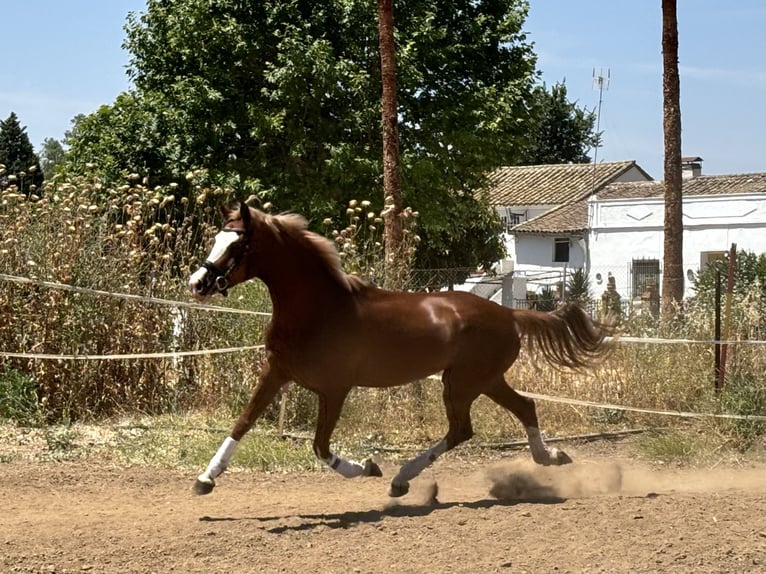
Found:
[269,213,368,293]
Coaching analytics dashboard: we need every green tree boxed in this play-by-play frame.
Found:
[519,82,600,165]
[39,138,67,180]
[64,94,191,186]
[692,251,766,303]
[0,112,44,194]
[64,0,594,273]
[689,250,766,346]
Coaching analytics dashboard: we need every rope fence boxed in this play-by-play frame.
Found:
[1,273,764,422]
[0,273,270,317]
[0,345,265,361]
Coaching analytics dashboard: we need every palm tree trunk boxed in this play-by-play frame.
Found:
[661,0,684,319]
[377,0,404,285]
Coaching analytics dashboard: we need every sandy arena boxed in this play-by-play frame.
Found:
[1,443,764,574]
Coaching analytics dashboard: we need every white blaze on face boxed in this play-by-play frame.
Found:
[189,230,243,299]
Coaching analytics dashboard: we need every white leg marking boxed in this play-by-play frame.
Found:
[197,437,239,485]
[392,439,447,486]
[525,426,559,464]
[322,454,366,478]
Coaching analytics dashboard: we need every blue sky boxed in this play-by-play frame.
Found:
[3,0,764,180]
[526,1,766,178]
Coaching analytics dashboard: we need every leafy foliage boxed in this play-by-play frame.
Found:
[0,367,42,425]
[39,138,67,180]
[566,267,591,302]
[689,250,766,338]
[536,285,557,311]
[519,82,600,165]
[691,250,766,303]
[63,0,598,271]
[0,112,44,194]
[717,374,766,448]
[65,94,194,187]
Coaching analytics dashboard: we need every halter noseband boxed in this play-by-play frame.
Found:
[202,228,249,296]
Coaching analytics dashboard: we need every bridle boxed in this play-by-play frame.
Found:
[201,227,249,296]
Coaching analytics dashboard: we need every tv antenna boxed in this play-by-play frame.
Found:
[590,68,610,192]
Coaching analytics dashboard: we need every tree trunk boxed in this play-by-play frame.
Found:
[377,0,404,286]
[661,0,684,319]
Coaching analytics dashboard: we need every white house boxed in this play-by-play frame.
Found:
[485,161,653,305]
[588,172,766,299]
[470,158,766,307]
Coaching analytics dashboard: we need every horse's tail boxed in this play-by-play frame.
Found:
[512,302,616,370]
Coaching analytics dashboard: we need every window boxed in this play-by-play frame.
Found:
[700,251,726,269]
[631,258,661,298]
[500,210,524,232]
[553,238,570,263]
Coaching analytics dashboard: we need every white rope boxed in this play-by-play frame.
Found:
[0,345,265,361]
[2,273,765,345]
[1,273,764,422]
[0,273,271,317]
[517,390,766,422]
[422,374,766,422]
[614,335,766,345]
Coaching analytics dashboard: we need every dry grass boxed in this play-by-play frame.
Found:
[0,168,268,420]
[0,168,763,456]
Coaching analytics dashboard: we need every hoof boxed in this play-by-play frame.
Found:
[553,449,573,465]
[363,459,383,477]
[193,477,215,495]
[388,481,409,498]
[425,481,440,505]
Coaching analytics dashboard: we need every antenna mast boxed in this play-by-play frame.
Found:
[590,68,610,191]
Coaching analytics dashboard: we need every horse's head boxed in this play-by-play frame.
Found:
[189,202,255,301]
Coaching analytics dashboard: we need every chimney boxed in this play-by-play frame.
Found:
[681,156,703,179]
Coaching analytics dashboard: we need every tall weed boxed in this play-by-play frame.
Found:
[0,171,763,452]
[0,171,265,421]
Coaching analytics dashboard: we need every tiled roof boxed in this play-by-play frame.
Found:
[486,160,650,206]
[512,197,590,234]
[513,172,766,235]
[597,172,766,199]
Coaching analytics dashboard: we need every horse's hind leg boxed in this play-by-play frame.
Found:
[194,355,287,495]
[389,369,476,497]
[484,377,572,466]
[313,390,382,479]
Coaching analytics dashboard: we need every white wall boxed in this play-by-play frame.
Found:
[491,164,653,301]
[588,193,766,298]
[613,165,654,183]
[503,233,586,296]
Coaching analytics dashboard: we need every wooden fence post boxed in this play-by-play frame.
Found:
[714,268,721,391]
[716,243,737,390]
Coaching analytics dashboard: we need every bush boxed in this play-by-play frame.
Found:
[566,268,590,302]
[0,367,42,425]
[689,249,766,340]
[717,374,766,449]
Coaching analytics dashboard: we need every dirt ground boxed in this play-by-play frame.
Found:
[1,441,764,574]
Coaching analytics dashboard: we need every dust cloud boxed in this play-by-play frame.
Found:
[486,458,624,500]
[486,457,766,501]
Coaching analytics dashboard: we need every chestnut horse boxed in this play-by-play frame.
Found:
[189,203,613,497]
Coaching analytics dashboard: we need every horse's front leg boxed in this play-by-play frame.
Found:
[313,390,383,479]
[194,356,287,495]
